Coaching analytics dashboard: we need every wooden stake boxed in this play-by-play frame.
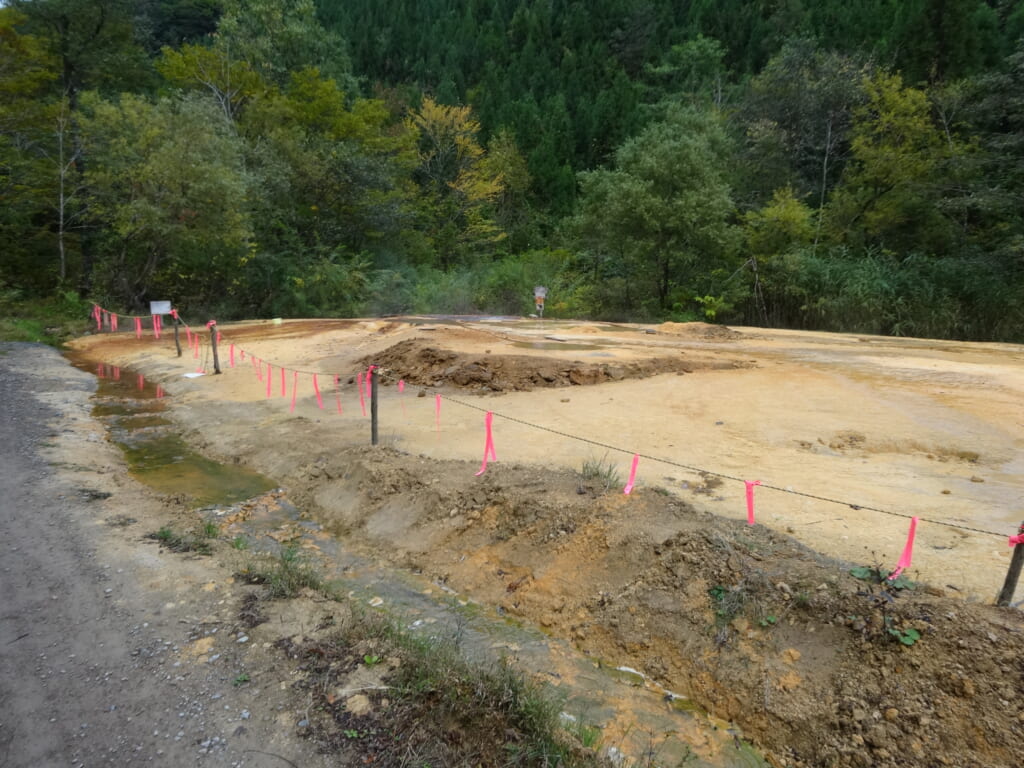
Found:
[370,367,378,446]
[174,316,182,357]
[997,521,1024,607]
[209,323,221,375]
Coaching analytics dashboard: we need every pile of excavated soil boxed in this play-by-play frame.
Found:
[285,446,1024,768]
[359,338,743,391]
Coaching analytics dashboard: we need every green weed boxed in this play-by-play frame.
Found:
[239,545,325,598]
[146,526,212,555]
[580,452,622,493]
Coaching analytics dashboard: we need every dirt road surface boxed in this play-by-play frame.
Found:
[0,343,333,768]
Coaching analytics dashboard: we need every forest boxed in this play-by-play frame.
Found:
[2,0,1024,340]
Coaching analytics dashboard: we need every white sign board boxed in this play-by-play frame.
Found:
[150,301,172,315]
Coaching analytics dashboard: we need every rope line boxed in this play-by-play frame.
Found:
[436,392,1009,540]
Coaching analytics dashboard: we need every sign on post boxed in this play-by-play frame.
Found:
[150,300,172,315]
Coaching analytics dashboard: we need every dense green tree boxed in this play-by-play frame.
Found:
[575,106,739,316]
[79,92,250,308]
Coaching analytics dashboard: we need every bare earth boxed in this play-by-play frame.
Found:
[32,319,1024,766]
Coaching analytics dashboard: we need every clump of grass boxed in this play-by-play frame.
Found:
[231,535,249,550]
[146,526,212,555]
[298,609,601,767]
[239,545,324,598]
[201,520,220,538]
[579,452,622,493]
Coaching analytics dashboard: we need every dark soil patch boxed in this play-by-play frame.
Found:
[359,339,744,392]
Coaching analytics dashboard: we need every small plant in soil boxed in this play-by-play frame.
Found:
[850,565,915,591]
[231,535,249,550]
[233,673,250,686]
[580,453,622,493]
[147,526,212,555]
[238,545,325,598]
[201,520,219,538]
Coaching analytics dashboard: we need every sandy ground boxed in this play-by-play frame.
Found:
[72,317,1024,603]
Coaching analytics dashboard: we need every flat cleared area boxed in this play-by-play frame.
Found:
[72,317,1024,601]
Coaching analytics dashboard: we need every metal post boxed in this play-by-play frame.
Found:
[370,367,379,446]
[996,521,1024,606]
[209,323,221,374]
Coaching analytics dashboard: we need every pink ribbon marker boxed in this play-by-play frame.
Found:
[152,315,161,339]
[435,394,442,431]
[111,313,118,332]
[357,372,366,417]
[474,411,498,476]
[888,517,919,581]
[623,454,640,494]
[217,331,222,345]
[365,366,376,398]
[289,371,299,413]
[134,317,142,339]
[334,374,343,414]
[156,385,164,399]
[280,366,286,397]
[229,344,235,368]
[1009,533,1024,547]
[745,480,762,525]
[93,305,101,330]
[312,373,323,409]
[266,364,272,398]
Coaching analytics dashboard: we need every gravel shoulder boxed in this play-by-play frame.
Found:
[0,343,332,768]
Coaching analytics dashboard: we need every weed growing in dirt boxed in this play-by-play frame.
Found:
[708,583,746,625]
[849,565,915,591]
[201,520,219,538]
[147,526,212,555]
[239,545,325,598]
[297,608,606,767]
[231,535,249,550]
[580,453,622,493]
[233,673,250,686]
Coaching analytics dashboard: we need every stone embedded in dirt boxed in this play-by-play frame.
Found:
[344,694,372,716]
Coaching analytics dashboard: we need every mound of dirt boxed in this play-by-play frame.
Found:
[285,446,1024,768]
[359,339,739,391]
[657,321,744,340]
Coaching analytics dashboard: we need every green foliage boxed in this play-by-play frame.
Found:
[849,565,915,591]
[146,526,212,555]
[241,545,325,599]
[579,453,622,494]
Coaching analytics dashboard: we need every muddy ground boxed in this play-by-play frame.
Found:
[58,318,1024,767]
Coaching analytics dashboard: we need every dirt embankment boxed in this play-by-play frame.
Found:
[281,447,1023,768]
[360,338,745,392]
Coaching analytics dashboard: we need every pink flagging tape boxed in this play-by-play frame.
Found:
[229,344,235,368]
[156,385,164,399]
[1009,534,1024,547]
[280,366,286,398]
[435,394,442,431]
[397,380,405,393]
[357,372,366,417]
[152,315,161,339]
[623,454,640,495]
[93,305,101,331]
[111,313,118,332]
[334,374,343,414]
[474,411,497,476]
[745,480,762,525]
[185,326,192,346]
[217,331,222,345]
[365,366,376,398]
[134,317,142,339]
[289,371,299,413]
[888,516,919,581]
[266,364,273,398]
[312,373,324,409]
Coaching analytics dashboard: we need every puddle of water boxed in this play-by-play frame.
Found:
[67,349,769,768]
[66,353,276,507]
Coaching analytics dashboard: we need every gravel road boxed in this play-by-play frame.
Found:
[0,343,327,768]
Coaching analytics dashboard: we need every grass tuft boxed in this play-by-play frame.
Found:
[146,526,212,555]
[579,452,622,493]
[238,545,325,598]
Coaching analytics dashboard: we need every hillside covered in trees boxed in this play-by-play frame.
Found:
[3,0,1024,340]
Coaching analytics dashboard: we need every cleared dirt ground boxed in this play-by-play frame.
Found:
[67,317,1024,768]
